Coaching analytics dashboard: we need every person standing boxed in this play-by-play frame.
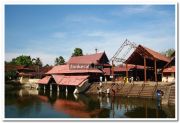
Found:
[100,76,103,82]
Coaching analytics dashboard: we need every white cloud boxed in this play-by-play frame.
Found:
[111,5,172,17]
[65,15,108,24]
[122,5,152,14]
[70,29,175,62]
[51,32,66,38]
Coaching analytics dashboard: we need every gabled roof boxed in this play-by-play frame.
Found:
[46,65,103,74]
[114,64,144,72]
[125,45,171,68]
[37,76,51,84]
[67,52,109,64]
[53,75,89,86]
[162,52,175,73]
[141,45,170,62]
[103,68,111,75]
[163,66,175,73]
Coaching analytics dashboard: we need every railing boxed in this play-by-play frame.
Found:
[138,83,145,97]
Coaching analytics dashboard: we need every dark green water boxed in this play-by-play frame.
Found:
[5,89,175,118]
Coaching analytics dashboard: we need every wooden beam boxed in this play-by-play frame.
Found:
[154,59,157,82]
[126,64,128,80]
[144,57,146,82]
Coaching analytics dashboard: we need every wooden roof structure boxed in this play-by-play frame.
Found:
[46,65,103,74]
[67,52,109,65]
[125,45,171,68]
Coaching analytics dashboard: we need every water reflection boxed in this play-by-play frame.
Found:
[5,89,175,118]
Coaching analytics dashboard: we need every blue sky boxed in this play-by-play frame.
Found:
[5,5,175,65]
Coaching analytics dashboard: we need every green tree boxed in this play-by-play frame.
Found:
[72,48,83,56]
[11,55,33,66]
[32,57,43,67]
[161,48,175,57]
[54,56,65,65]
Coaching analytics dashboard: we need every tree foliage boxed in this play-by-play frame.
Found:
[5,70,17,81]
[54,56,65,65]
[11,55,33,66]
[72,48,83,56]
[32,57,43,67]
[9,55,44,67]
[161,48,175,57]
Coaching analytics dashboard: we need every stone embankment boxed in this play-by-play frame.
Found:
[86,81,175,105]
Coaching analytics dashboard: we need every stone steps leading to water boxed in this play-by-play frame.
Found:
[168,85,175,105]
[85,82,175,105]
[127,85,142,97]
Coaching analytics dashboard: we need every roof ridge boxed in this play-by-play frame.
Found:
[71,52,104,57]
[139,44,170,62]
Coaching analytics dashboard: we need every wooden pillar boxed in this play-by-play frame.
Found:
[126,64,128,80]
[57,85,59,92]
[50,84,52,91]
[144,57,146,82]
[154,59,157,82]
[111,60,114,82]
[135,65,137,81]
[65,86,68,98]
[66,86,68,93]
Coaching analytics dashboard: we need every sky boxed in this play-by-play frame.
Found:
[5,5,175,65]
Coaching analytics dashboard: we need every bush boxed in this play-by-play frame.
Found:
[5,70,18,81]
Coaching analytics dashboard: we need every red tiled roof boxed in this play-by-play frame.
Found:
[163,66,175,73]
[125,45,171,68]
[18,73,33,76]
[37,76,51,84]
[53,75,64,84]
[67,52,105,64]
[39,66,53,73]
[53,75,89,86]
[114,64,144,72]
[141,45,171,62]
[46,65,103,74]
[103,68,111,75]
[114,65,131,72]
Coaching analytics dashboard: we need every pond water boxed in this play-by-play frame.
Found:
[5,88,175,118]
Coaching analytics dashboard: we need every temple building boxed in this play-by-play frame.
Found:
[37,52,111,93]
[162,52,175,82]
[124,45,171,82]
[113,64,144,81]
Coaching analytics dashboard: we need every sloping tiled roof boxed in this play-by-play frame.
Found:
[46,65,103,74]
[125,45,171,67]
[103,68,111,75]
[53,75,64,84]
[163,66,175,73]
[53,75,89,86]
[37,76,51,84]
[114,64,144,72]
[163,56,175,69]
[141,45,170,62]
[67,52,105,64]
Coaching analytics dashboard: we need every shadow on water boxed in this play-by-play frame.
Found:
[5,88,175,118]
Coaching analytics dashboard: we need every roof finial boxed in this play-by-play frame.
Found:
[95,48,98,54]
